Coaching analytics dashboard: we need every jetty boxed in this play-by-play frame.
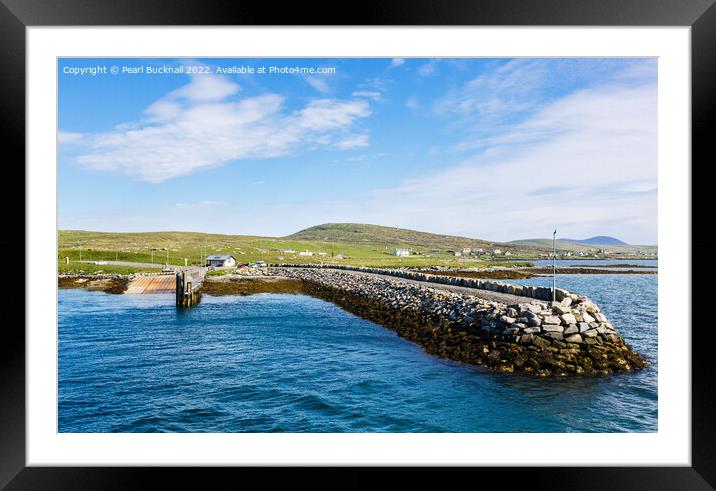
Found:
[175,268,206,307]
[210,265,647,376]
[120,267,207,307]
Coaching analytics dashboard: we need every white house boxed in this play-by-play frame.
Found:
[462,247,471,254]
[393,248,410,257]
[493,249,502,255]
[298,250,313,257]
[206,254,236,267]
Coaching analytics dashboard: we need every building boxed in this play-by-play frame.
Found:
[317,252,328,257]
[393,248,410,257]
[454,251,462,257]
[462,247,471,254]
[493,249,502,255]
[504,251,512,256]
[298,250,313,257]
[206,254,236,267]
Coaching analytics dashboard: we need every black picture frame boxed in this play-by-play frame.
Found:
[2,0,713,488]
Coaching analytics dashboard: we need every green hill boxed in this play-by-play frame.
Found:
[285,223,510,250]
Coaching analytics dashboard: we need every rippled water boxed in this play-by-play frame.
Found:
[58,273,657,433]
[532,259,658,269]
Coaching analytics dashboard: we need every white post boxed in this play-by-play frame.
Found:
[552,229,557,303]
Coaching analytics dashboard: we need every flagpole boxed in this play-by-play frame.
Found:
[552,229,557,303]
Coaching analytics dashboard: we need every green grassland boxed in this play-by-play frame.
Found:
[58,224,539,273]
[58,261,160,275]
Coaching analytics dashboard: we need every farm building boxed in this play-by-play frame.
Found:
[298,250,314,256]
[206,254,236,267]
[393,248,410,257]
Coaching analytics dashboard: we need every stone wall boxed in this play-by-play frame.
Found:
[272,263,570,301]
[257,266,647,377]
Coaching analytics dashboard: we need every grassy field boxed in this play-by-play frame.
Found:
[58,261,159,275]
[58,226,537,273]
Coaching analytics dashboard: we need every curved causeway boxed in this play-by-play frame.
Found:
[230,266,647,377]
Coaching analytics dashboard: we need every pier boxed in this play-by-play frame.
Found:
[175,268,206,307]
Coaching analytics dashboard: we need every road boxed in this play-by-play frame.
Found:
[295,267,549,307]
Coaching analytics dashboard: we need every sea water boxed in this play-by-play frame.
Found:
[58,273,657,433]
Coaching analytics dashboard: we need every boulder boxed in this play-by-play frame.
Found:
[563,325,579,335]
[519,334,534,344]
[560,313,577,325]
[500,316,516,324]
[542,324,564,333]
[553,304,572,315]
[565,334,583,344]
[543,316,561,325]
[523,326,541,334]
[520,303,543,314]
[582,312,596,324]
[532,336,551,349]
[544,331,564,341]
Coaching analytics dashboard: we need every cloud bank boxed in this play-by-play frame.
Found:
[63,73,371,182]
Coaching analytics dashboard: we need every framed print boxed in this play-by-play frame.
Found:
[2,0,714,488]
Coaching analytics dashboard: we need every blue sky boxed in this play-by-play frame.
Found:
[58,57,657,244]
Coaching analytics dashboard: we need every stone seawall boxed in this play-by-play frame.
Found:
[272,263,570,301]
[260,267,647,376]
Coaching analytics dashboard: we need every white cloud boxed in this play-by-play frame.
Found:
[282,82,658,244]
[334,134,369,150]
[352,91,382,100]
[62,75,372,182]
[58,131,84,144]
[168,73,239,102]
[405,97,420,110]
[296,99,370,132]
[418,60,438,77]
[390,58,405,68]
[305,76,331,94]
[434,59,548,119]
[377,83,656,243]
[175,200,226,209]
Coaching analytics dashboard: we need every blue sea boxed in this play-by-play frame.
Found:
[58,273,657,433]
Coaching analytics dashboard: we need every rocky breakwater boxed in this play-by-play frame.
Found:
[269,267,647,377]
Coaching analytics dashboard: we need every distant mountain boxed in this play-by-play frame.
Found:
[510,236,649,251]
[285,223,513,250]
[561,236,628,246]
